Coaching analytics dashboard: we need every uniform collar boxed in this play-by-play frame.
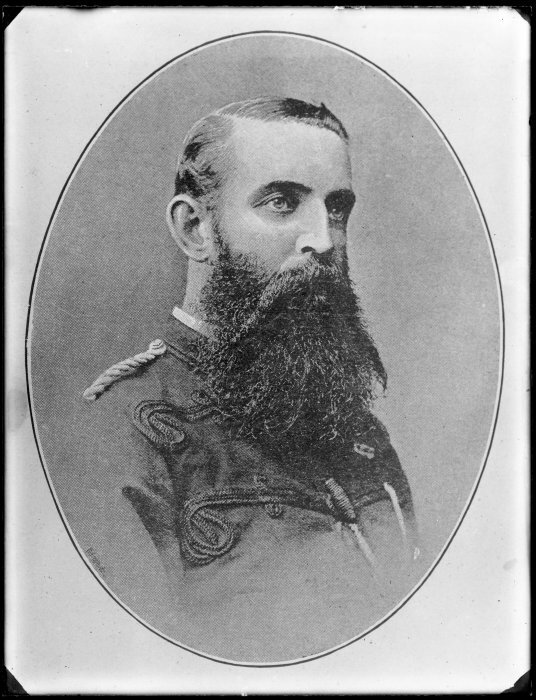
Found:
[172,305,210,337]
[162,308,203,367]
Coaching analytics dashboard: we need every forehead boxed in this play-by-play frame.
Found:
[224,118,352,192]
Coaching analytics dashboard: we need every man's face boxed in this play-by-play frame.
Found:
[209,119,355,274]
[195,117,385,465]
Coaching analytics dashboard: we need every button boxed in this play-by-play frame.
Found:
[353,442,375,459]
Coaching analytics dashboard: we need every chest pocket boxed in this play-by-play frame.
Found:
[132,400,187,452]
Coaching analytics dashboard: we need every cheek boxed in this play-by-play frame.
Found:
[331,226,348,250]
[218,209,298,268]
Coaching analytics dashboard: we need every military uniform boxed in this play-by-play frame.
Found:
[72,313,422,662]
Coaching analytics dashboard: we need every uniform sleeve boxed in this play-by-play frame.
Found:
[63,382,186,633]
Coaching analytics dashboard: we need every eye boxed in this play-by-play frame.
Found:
[327,203,347,222]
[326,191,355,223]
[263,195,296,215]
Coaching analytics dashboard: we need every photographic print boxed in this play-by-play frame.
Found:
[26,31,502,664]
[7,9,528,692]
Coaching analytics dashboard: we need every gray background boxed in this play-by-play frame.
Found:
[30,34,500,565]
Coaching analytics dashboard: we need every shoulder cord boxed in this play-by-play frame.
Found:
[325,478,382,575]
[82,339,167,402]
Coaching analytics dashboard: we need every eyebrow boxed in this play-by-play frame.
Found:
[249,180,355,205]
[325,188,356,209]
[249,180,312,203]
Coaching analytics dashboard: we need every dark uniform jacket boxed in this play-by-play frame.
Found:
[71,315,422,663]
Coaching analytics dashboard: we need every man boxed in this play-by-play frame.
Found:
[79,97,421,662]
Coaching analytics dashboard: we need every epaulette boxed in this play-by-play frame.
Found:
[82,339,167,402]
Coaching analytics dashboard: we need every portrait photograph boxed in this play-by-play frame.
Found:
[6,7,529,694]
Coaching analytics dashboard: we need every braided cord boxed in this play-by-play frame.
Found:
[325,477,357,522]
[325,477,382,573]
[179,485,335,566]
[83,339,167,402]
[383,481,418,562]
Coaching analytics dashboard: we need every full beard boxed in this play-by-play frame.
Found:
[193,244,387,467]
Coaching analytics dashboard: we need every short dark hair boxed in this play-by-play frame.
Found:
[173,96,348,207]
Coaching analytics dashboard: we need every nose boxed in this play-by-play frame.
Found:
[295,200,334,256]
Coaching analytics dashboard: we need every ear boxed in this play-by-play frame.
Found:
[166,194,213,263]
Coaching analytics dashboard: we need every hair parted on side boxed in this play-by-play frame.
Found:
[173,96,349,207]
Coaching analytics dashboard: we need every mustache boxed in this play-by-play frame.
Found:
[259,252,344,305]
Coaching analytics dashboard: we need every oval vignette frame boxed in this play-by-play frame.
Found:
[25,30,504,668]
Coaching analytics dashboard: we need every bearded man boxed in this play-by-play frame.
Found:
[79,97,421,662]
